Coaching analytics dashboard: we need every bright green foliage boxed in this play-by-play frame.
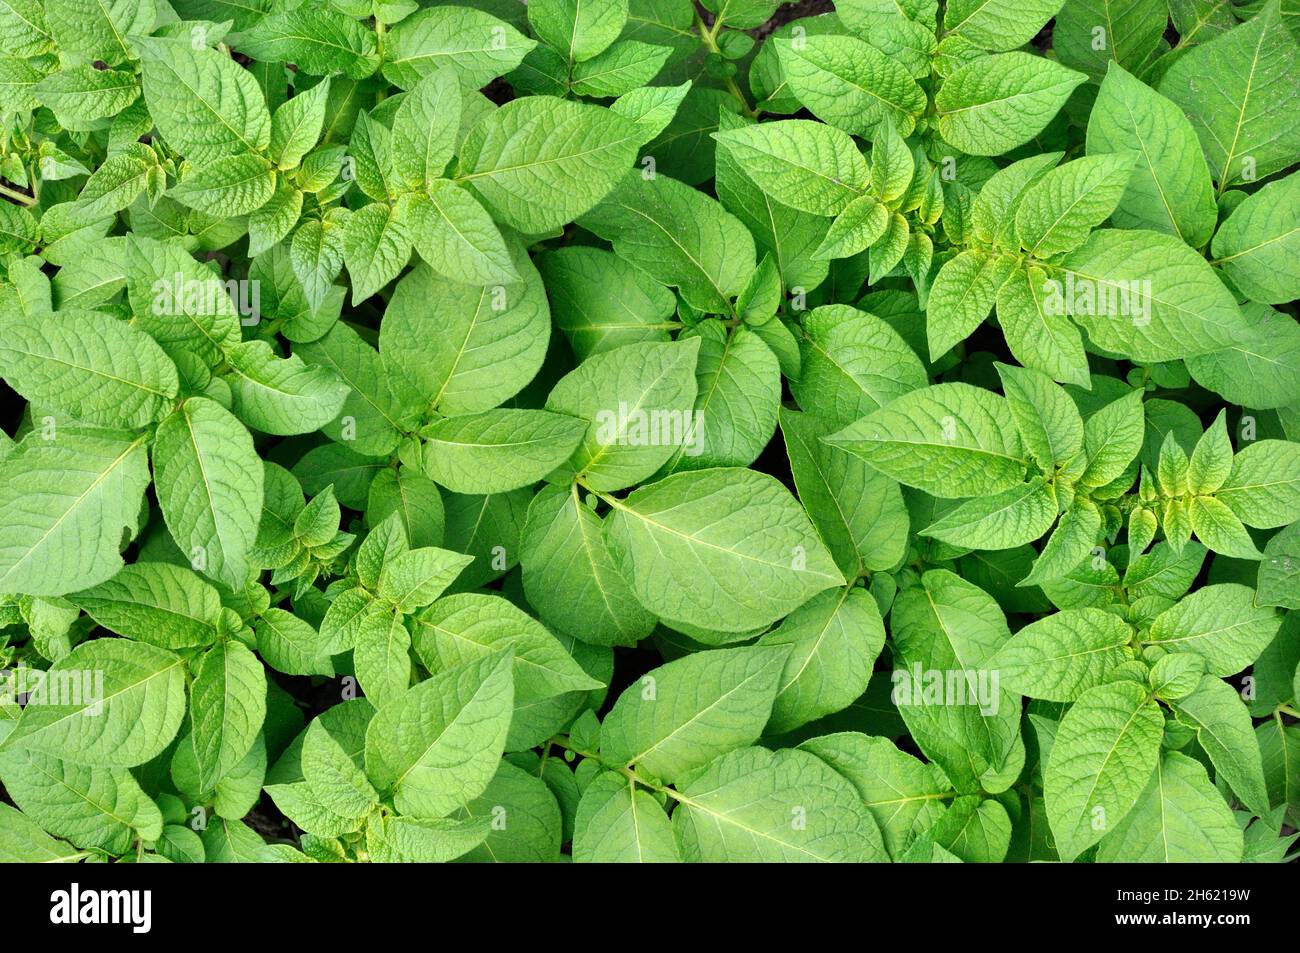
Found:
[0,0,1295,868]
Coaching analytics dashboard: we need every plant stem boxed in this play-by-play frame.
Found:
[548,734,689,803]
[693,12,758,119]
[0,183,35,206]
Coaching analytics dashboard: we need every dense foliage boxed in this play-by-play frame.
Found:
[0,0,1297,864]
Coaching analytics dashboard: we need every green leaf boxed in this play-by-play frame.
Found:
[774,35,925,137]
[0,430,151,597]
[382,6,536,89]
[1054,0,1168,79]
[0,748,162,853]
[945,0,1064,52]
[408,182,519,286]
[1215,439,1300,528]
[297,320,419,455]
[920,477,1058,549]
[536,246,676,359]
[1144,584,1282,675]
[223,340,350,436]
[926,249,1016,359]
[1096,750,1243,862]
[133,36,271,165]
[573,770,680,862]
[1054,229,1250,362]
[825,382,1028,498]
[792,303,928,428]
[1172,674,1271,817]
[579,170,756,313]
[1044,680,1163,861]
[600,639,790,780]
[153,397,265,590]
[780,407,909,576]
[0,308,178,429]
[1014,154,1134,258]
[1080,389,1144,488]
[570,41,672,97]
[269,78,331,170]
[544,338,701,491]
[69,563,222,650]
[381,250,546,415]
[170,154,277,218]
[0,639,186,768]
[711,119,869,216]
[529,0,626,63]
[813,194,890,260]
[1086,63,1217,247]
[390,69,459,192]
[364,650,515,818]
[189,639,267,791]
[1159,0,1300,188]
[672,746,887,861]
[758,586,885,734]
[46,0,149,66]
[604,467,845,632]
[340,199,413,304]
[1211,169,1300,305]
[989,608,1133,701]
[888,570,1022,792]
[519,483,657,648]
[800,732,951,859]
[255,607,335,677]
[0,804,83,862]
[995,265,1090,387]
[457,96,642,233]
[995,361,1085,471]
[418,409,588,494]
[936,52,1086,156]
[234,7,380,79]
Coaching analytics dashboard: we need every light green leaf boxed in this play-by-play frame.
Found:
[418,408,588,494]
[672,746,887,861]
[153,397,265,590]
[573,770,679,862]
[1086,63,1217,247]
[0,308,177,429]
[604,467,845,632]
[457,96,641,233]
[936,52,1086,155]
[0,639,186,768]
[0,430,151,597]
[825,382,1028,498]
[989,608,1133,701]
[189,640,267,791]
[1145,584,1282,675]
[364,650,515,819]
[1044,680,1163,861]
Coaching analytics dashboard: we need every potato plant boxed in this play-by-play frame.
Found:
[0,0,1297,863]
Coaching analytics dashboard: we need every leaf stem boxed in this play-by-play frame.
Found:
[693,11,758,119]
[547,734,688,802]
[0,183,36,206]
